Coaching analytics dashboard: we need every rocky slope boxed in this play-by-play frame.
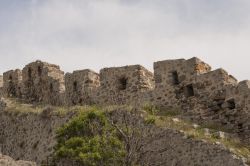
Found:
[0,153,36,166]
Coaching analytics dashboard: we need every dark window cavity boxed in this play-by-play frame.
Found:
[28,67,32,79]
[172,71,179,85]
[49,83,53,93]
[118,77,128,90]
[184,84,195,97]
[9,75,13,81]
[73,81,77,92]
[38,66,42,76]
[226,99,236,110]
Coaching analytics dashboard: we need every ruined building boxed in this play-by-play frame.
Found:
[65,69,100,105]
[3,69,22,98]
[1,57,250,143]
[95,65,154,105]
[21,61,65,105]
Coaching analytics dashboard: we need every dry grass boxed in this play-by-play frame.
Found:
[143,108,250,163]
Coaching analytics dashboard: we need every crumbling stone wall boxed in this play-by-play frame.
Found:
[0,75,3,87]
[22,61,65,105]
[95,65,154,105]
[2,58,250,143]
[3,70,22,98]
[152,57,211,109]
[65,69,100,105]
[0,75,3,96]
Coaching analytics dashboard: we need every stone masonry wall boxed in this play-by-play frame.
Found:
[152,57,211,109]
[65,69,100,105]
[3,57,250,144]
[22,61,65,105]
[0,75,3,96]
[3,70,22,98]
[95,65,154,105]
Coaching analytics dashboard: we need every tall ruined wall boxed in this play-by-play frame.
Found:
[3,69,22,98]
[65,69,100,105]
[152,57,211,109]
[0,75,3,96]
[95,65,154,105]
[22,61,65,105]
[3,57,250,144]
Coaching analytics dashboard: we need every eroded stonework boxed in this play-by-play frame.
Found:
[95,65,154,105]
[3,69,22,98]
[22,61,65,105]
[2,57,250,144]
[65,69,100,105]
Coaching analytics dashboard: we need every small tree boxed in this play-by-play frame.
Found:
[54,110,125,166]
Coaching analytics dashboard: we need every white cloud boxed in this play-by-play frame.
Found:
[0,0,250,80]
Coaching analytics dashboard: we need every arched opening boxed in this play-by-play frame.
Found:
[73,81,77,92]
[38,66,42,76]
[118,77,128,90]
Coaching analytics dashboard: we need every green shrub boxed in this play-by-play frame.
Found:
[54,110,125,166]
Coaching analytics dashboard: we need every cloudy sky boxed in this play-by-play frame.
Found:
[0,0,250,80]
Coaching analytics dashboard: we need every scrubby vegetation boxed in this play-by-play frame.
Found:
[54,109,125,166]
[142,103,250,163]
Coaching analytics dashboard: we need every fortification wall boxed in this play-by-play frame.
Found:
[151,57,211,109]
[0,75,3,87]
[95,65,154,105]
[22,61,65,105]
[65,69,100,105]
[2,57,250,143]
[3,69,22,98]
[0,75,3,96]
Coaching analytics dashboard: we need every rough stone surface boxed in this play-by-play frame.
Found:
[22,60,65,105]
[0,110,245,166]
[0,98,7,111]
[65,69,100,105]
[96,65,154,105]
[0,75,3,87]
[3,69,22,98]
[0,111,71,165]
[0,153,36,166]
[141,129,245,166]
[2,57,250,144]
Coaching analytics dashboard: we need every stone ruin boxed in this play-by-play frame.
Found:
[21,61,65,105]
[1,57,250,143]
[3,69,22,98]
[65,69,100,105]
[95,65,154,105]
